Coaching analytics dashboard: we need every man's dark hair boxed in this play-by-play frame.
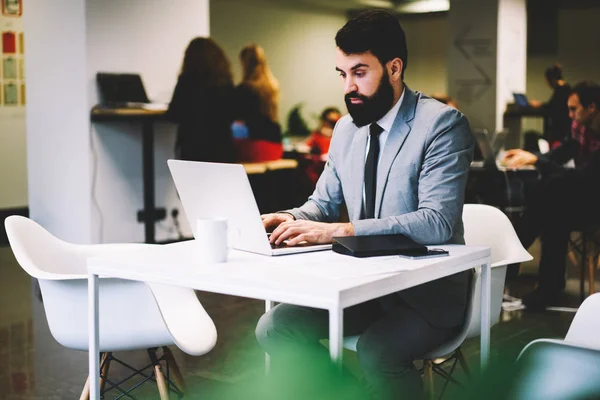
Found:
[544,64,563,81]
[571,81,600,108]
[335,10,408,80]
[320,106,341,121]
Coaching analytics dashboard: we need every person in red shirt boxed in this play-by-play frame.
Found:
[304,107,342,155]
[302,107,342,186]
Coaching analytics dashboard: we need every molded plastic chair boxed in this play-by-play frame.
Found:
[512,293,600,399]
[4,215,217,400]
[343,204,532,399]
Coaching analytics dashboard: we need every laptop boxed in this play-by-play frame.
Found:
[472,129,497,168]
[96,72,166,110]
[168,160,332,256]
[512,93,530,107]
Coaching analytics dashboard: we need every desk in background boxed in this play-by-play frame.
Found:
[503,104,547,149]
[87,240,492,400]
[91,106,168,244]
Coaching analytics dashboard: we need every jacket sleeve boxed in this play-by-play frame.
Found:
[285,122,346,222]
[535,139,579,174]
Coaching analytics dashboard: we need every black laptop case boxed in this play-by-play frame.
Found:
[332,234,427,258]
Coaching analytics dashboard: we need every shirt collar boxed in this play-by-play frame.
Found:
[375,87,405,133]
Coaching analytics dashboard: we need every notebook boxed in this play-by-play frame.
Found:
[332,234,427,258]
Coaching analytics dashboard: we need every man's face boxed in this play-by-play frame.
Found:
[568,93,597,124]
[335,49,394,127]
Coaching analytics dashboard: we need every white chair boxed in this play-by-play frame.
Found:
[512,293,600,399]
[342,204,532,399]
[4,215,217,400]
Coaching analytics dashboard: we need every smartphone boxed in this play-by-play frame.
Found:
[398,249,449,260]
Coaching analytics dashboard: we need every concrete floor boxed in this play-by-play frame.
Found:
[0,241,595,400]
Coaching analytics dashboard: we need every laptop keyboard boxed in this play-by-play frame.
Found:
[267,233,315,249]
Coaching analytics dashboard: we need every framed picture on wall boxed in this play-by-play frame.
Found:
[4,82,18,105]
[2,0,22,17]
[3,57,17,79]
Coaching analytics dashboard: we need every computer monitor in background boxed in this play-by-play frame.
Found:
[513,93,530,107]
[96,72,150,106]
[491,129,508,153]
[472,129,497,168]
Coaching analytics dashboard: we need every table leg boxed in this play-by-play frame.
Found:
[88,273,100,400]
[264,300,273,375]
[142,121,155,244]
[329,307,343,367]
[480,262,491,370]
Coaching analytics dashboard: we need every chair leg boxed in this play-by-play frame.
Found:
[423,360,435,400]
[155,365,171,400]
[99,352,112,394]
[163,346,186,395]
[455,348,471,379]
[148,348,171,400]
[581,236,587,302]
[79,376,90,400]
[80,352,109,400]
[589,243,596,296]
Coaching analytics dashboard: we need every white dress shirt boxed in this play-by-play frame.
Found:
[362,88,406,214]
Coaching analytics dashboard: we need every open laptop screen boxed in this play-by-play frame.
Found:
[96,72,150,105]
[513,93,529,107]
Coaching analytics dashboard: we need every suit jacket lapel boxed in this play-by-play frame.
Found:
[375,86,418,217]
[349,125,368,220]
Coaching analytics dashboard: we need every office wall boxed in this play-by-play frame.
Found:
[24,0,92,243]
[526,7,600,102]
[0,11,26,209]
[210,1,449,130]
[87,0,208,242]
[210,0,346,131]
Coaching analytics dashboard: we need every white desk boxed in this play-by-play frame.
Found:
[87,241,491,400]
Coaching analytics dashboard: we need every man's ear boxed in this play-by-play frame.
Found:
[590,102,598,114]
[387,58,403,81]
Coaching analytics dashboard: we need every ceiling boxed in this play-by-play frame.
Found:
[260,0,600,14]
[259,0,449,14]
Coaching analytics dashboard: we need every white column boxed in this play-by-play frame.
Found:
[448,0,526,144]
[24,0,93,243]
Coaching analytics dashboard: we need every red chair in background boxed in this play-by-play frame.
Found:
[234,139,283,163]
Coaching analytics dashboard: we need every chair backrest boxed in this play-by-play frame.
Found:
[462,204,532,268]
[462,204,532,339]
[512,339,600,399]
[4,215,86,279]
[4,216,217,355]
[564,293,600,350]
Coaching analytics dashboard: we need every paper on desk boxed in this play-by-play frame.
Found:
[261,252,424,280]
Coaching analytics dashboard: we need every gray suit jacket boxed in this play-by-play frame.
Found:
[288,87,475,327]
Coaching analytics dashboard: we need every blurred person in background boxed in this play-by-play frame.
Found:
[166,37,236,162]
[303,106,342,156]
[530,64,572,148]
[234,44,283,162]
[503,81,600,310]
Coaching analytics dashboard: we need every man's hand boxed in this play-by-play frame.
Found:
[269,220,354,247]
[261,213,295,232]
[502,149,538,168]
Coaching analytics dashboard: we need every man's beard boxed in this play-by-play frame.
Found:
[345,71,395,128]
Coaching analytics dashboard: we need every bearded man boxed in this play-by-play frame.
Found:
[256,10,475,400]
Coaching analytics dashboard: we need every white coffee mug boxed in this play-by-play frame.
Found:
[195,218,228,263]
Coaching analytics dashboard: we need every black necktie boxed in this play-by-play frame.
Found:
[364,123,384,219]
